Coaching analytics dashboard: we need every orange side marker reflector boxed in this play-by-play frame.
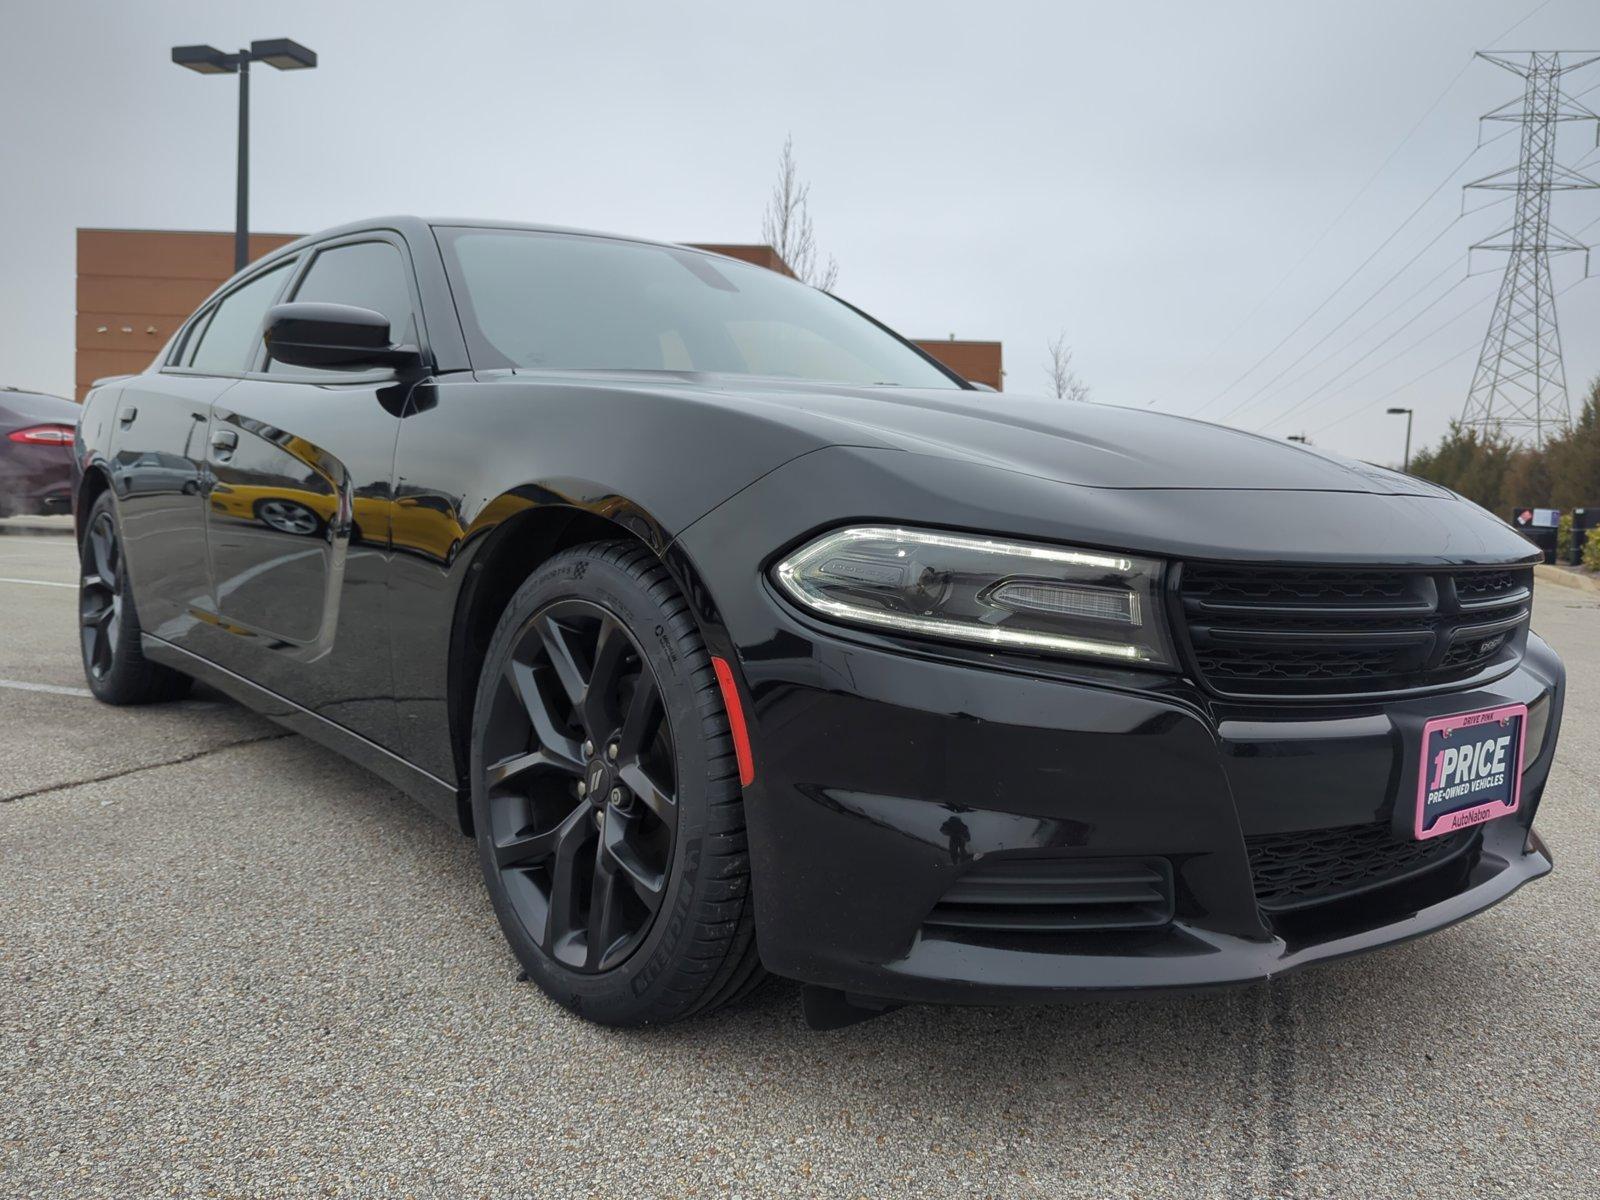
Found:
[711,655,756,787]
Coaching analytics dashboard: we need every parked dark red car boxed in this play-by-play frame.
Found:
[0,387,78,518]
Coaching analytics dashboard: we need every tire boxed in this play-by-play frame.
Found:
[78,491,192,705]
[469,540,762,1025]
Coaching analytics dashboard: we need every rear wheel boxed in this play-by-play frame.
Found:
[470,541,762,1025]
[78,492,191,705]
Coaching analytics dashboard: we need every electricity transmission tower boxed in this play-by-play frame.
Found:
[1461,51,1600,447]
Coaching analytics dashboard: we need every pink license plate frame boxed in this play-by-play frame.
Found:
[1414,703,1527,841]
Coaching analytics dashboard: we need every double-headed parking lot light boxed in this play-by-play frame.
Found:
[170,38,319,272]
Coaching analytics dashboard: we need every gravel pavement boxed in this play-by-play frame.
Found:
[2,521,1596,1199]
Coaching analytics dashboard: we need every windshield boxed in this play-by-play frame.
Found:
[435,227,961,389]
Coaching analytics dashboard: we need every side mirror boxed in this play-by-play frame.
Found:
[263,302,425,372]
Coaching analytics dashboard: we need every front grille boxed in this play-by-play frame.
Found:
[1175,563,1531,698]
[924,857,1174,935]
[1247,822,1479,912]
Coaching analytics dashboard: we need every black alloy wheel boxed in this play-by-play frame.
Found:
[470,541,763,1024]
[79,508,123,681]
[481,598,678,973]
[77,491,192,705]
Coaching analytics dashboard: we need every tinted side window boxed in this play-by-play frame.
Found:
[268,241,417,374]
[186,261,294,373]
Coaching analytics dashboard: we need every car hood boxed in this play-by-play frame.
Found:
[694,381,1447,496]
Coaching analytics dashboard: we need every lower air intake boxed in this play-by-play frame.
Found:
[924,857,1175,935]
[1246,821,1480,913]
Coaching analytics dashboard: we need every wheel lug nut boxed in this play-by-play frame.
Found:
[577,781,588,798]
[582,740,595,758]
[609,786,622,804]
[607,743,618,761]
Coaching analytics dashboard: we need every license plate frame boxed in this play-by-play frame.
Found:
[1414,703,1527,841]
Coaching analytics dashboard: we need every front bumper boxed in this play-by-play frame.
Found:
[728,620,1558,1005]
[673,452,1565,1006]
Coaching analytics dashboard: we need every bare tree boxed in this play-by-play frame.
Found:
[1046,331,1091,402]
[761,135,839,290]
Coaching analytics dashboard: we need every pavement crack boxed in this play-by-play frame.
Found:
[1228,984,1267,1200]
[0,732,292,804]
[1267,976,1302,1199]
[1228,977,1302,1200]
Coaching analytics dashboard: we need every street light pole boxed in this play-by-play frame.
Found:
[172,39,317,274]
[235,55,249,272]
[1385,407,1414,472]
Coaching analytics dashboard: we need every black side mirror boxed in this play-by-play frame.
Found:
[263,302,425,372]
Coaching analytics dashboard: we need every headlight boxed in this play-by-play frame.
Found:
[772,525,1175,667]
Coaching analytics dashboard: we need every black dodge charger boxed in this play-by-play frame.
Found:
[72,217,1564,1027]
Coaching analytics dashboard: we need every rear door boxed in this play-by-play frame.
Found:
[196,233,425,747]
[110,258,298,648]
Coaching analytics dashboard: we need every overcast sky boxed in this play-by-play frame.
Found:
[2,0,1597,465]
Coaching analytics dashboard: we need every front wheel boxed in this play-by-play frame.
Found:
[78,492,192,705]
[252,497,324,537]
[469,541,762,1025]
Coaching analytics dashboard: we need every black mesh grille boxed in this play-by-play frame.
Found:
[1195,644,1408,683]
[1456,569,1521,601]
[1175,564,1531,697]
[1247,822,1479,912]
[1186,568,1414,606]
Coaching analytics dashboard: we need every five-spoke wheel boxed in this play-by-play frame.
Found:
[481,600,678,973]
[79,508,122,681]
[469,541,762,1024]
[76,492,191,705]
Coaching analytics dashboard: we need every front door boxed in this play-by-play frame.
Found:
[196,235,425,750]
[110,256,300,649]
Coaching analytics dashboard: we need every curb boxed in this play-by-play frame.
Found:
[1535,563,1600,595]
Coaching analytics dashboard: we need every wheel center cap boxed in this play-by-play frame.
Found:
[586,758,610,804]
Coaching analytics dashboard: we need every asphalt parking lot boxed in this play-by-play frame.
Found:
[2,518,1596,1200]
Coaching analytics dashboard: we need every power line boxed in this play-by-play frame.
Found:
[1288,283,1500,429]
[1222,189,1522,427]
[1217,192,1510,426]
[1310,273,1589,438]
[1230,253,1470,427]
[1184,0,1557,377]
[1259,271,1485,432]
[1191,129,1516,418]
[1243,56,1600,445]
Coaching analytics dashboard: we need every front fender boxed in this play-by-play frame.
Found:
[386,374,874,788]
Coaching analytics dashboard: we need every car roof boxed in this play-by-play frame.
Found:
[254,216,739,269]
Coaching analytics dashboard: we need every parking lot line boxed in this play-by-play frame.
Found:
[0,678,92,698]
[0,576,76,589]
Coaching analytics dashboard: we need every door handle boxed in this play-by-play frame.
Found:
[210,428,238,456]
[119,406,137,426]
